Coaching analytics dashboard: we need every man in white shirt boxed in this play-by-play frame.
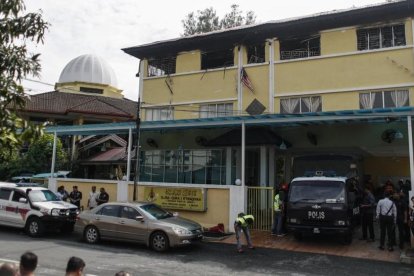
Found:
[376,191,397,251]
[87,186,99,210]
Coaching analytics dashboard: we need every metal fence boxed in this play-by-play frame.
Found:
[247,187,274,231]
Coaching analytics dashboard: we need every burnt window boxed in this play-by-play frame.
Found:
[280,36,320,60]
[247,43,265,64]
[147,56,176,77]
[80,87,104,94]
[357,24,406,51]
[201,48,234,70]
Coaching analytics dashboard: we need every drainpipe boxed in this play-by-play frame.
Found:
[237,46,243,115]
[50,131,57,177]
[408,116,414,194]
[241,121,245,187]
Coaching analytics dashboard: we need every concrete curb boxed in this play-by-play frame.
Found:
[400,248,414,264]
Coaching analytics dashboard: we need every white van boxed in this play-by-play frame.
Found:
[0,183,79,237]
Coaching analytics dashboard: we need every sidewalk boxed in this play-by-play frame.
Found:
[215,230,405,263]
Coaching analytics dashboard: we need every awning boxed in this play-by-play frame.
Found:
[45,107,414,136]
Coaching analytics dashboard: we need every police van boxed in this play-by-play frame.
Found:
[286,171,361,244]
[0,183,79,237]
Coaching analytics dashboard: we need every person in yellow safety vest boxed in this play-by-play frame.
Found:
[234,212,255,253]
[271,188,286,237]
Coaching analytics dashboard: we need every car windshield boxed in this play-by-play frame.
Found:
[140,203,173,220]
[289,180,345,203]
[28,190,60,202]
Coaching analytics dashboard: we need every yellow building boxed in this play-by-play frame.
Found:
[49,1,414,231]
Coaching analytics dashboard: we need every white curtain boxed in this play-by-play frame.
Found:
[391,90,409,107]
[360,93,373,109]
[311,97,321,112]
[281,98,299,113]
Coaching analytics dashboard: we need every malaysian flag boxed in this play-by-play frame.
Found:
[241,68,254,93]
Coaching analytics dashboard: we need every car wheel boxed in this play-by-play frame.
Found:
[84,226,100,244]
[26,217,45,237]
[150,231,169,252]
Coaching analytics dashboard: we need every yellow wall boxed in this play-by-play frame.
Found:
[57,180,118,210]
[322,92,359,111]
[242,65,269,111]
[176,51,201,73]
[128,185,230,231]
[321,28,356,55]
[56,82,123,99]
[275,48,414,94]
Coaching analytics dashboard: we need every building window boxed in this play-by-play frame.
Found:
[357,24,405,51]
[359,90,409,109]
[139,149,226,185]
[280,36,320,60]
[200,103,233,118]
[201,48,234,70]
[80,87,104,94]
[247,43,265,64]
[280,96,322,114]
[145,107,174,121]
[147,56,176,77]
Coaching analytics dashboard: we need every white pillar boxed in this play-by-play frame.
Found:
[237,46,243,115]
[260,146,267,186]
[226,147,232,185]
[48,178,57,192]
[117,181,129,202]
[138,60,144,101]
[241,121,246,186]
[50,131,57,177]
[229,185,246,232]
[408,116,414,194]
[268,39,275,113]
[126,128,133,181]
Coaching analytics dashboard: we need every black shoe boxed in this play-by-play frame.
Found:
[388,247,394,252]
[359,237,367,241]
[378,246,385,250]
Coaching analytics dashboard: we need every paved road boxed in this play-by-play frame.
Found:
[0,226,411,276]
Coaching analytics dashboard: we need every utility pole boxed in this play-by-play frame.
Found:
[133,97,141,201]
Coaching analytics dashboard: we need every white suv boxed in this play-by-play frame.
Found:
[0,183,79,237]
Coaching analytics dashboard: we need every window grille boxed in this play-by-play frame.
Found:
[200,103,233,118]
[247,43,265,64]
[280,96,322,114]
[280,36,320,60]
[357,24,406,51]
[147,56,176,77]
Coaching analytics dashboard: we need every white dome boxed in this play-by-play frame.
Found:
[58,54,118,87]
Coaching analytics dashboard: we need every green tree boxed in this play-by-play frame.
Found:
[0,0,49,154]
[181,4,256,36]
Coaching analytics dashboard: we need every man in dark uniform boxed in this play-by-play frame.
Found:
[360,187,375,242]
[69,186,82,209]
[96,187,109,205]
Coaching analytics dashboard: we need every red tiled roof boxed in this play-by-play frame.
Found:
[22,91,137,118]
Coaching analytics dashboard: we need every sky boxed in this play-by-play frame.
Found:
[23,0,388,101]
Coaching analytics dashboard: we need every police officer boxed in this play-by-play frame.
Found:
[234,212,254,253]
[69,186,82,209]
[271,188,285,236]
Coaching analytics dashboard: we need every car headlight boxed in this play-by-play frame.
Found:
[172,226,192,236]
[51,209,60,216]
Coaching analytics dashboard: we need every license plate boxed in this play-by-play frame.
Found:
[308,211,325,220]
[313,228,320,234]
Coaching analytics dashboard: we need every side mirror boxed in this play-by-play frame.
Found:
[19,198,27,203]
[135,216,144,221]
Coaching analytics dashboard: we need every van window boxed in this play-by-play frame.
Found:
[0,189,12,200]
[12,191,27,202]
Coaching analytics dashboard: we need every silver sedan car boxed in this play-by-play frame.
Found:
[74,202,203,252]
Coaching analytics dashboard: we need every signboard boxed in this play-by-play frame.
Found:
[143,187,207,212]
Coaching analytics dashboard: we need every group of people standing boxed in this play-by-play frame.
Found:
[364,179,414,252]
[56,185,109,210]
